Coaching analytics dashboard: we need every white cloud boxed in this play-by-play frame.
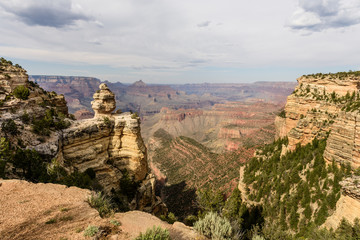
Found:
[0,0,359,83]
[289,0,360,31]
[0,0,93,28]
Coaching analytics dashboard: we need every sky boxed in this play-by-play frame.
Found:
[0,0,359,84]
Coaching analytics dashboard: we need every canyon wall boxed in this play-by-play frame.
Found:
[273,71,360,228]
[275,73,360,168]
[1,62,164,214]
[143,101,279,152]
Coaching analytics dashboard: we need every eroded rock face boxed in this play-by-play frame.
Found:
[91,83,116,118]
[0,63,28,96]
[59,112,148,191]
[275,74,360,168]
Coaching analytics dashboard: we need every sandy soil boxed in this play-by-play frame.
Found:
[0,179,202,240]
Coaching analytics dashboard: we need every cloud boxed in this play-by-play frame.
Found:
[288,0,360,31]
[0,0,91,28]
[197,21,211,28]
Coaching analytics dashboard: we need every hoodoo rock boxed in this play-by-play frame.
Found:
[91,83,116,118]
[56,84,165,214]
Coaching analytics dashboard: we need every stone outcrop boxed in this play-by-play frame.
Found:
[275,73,360,168]
[59,112,148,190]
[340,176,360,200]
[1,60,165,215]
[273,71,360,228]
[0,61,28,98]
[0,61,68,118]
[55,84,165,214]
[91,83,116,118]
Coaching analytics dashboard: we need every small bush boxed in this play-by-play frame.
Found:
[87,192,115,218]
[131,112,139,119]
[45,218,57,224]
[83,225,99,237]
[20,111,30,124]
[135,226,171,240]
[194,212,233,240]
[184,215,198,226]
[110,219,121,226]
[13,85,30,100]
[1,119,18,135]
[278,109,286,118]
[160,212,178,224]
[103,117,112,128]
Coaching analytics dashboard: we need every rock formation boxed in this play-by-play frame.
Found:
[56,83,165,214]
[91,83,116,118]
[272,71,360,228]
[1,60,165,215]
[275,72,360,168]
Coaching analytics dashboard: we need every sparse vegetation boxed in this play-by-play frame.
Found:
[131,112,139,119]
[278,109,286,118]
[302,70,360,79]
[160,212,178,224]
[13,85,30,100]
[243,136,347,237]
[103,116,112,128]
[134,226,171,240]
[32,108,71,136]
[45,218,57,224]
[83,225,99,237]
[110,219,121,226]
[1,119,18,135]
[87,192,115,218]
[20,111,30,124]
[194,211,233,240]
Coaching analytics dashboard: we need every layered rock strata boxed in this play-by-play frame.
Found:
[275,73,360,168]
[91,83,116,118]
[56,84,164,214]
[59,112,148,190]
[1,63,164,214]
[273,71,360,228]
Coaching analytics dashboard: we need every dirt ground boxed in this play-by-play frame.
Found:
[0,179,202,240]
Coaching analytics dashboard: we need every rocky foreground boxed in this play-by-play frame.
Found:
[0,179,201,240]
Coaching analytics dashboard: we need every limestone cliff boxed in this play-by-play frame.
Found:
[0,59,165,215]
[275,72,360,168]
[55,84,165,214]
[273,71,360,228]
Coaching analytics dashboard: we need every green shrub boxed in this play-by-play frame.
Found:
[184,215,198,226]
[134,226,171,240]
[131,112,139,119]
[1,119,18,135]
[83,225,99,237]
[87,192,115,218]
[110,219,121,226]
[45,218,57,224]
[103,116,112,128]
[13,85,30,100]
[160,212,178,224]
[20,111,30,124]
[194,212,233,240]
[278,110,286,118]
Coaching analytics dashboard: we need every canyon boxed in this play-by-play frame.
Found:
[1,61,165,216]
[252,71,360,230]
